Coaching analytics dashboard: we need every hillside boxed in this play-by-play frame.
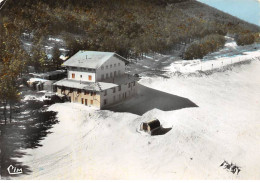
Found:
[0,0,259,61]
[1,0,260,180]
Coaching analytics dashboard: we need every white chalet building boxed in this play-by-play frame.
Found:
[53,51,138,109]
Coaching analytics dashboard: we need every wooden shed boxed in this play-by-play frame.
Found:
[140,119,161,134]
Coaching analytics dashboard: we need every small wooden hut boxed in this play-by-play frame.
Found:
[140,119,161,134]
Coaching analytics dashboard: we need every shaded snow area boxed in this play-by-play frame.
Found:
[13,60,260,179]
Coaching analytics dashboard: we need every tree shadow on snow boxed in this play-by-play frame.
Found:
[0,99,58,179]
[106,84,198,115]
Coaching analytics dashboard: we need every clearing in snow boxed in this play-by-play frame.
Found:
[11,57,260,180]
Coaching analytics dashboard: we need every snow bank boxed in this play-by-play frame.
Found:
[14,61,260,179]
[225,41,237,49]
[27,78,48,83]
[48,37,63,42]
[22,95,45,101]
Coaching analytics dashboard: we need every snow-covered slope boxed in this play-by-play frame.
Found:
[14,59,260,179]
[166,39,260,74]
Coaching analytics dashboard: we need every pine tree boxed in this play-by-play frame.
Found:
[52,46,62,70]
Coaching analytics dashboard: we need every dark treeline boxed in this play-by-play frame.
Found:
[1,0,259,59]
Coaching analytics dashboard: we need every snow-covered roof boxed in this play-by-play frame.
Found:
[27,78,49,83]
[53,79,118,91]
[62,51,129,69]
[30,70,66,78]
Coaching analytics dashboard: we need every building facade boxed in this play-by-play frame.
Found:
[53,51,138,109]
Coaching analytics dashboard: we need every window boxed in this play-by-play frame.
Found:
[72,73,75,79]
[113,88,116,93]
[118,85,121,91]
[106,65,108,69]
[53,86,57,92]
[114,71,117,77]
[106,73,109,79]
[104,99,107,105]
[114,64,116,67]
[70,88,73,93]
[80,75,82,78]
[101,74,104,80]
[77,89,81,94]
[101,66,104,70]
[81,98,84,104]
[133,81,136,86]
[110,72,113,78]
[90,92,93,96]
[84,90,87,95]
[85,99,88,105]
[104,90,107,96]
[93,92,96,96]
[110,64,112,68]
[128,83,131,88]
[88,75,92,81]
[91,100,93,105]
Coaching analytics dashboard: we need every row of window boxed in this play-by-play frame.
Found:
[69,67,95,72]
[71,73,92,81]
[101,63,121,70]
[81,98,94,105]
[79,90,130,106]
[101,71,121,80]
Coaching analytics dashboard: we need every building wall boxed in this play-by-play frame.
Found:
[96,57,125,81]
[56,81,137,109]
[57,87,101,108]
[100,81,138,108]
[67,70,96,82]
[67,56,125,82]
